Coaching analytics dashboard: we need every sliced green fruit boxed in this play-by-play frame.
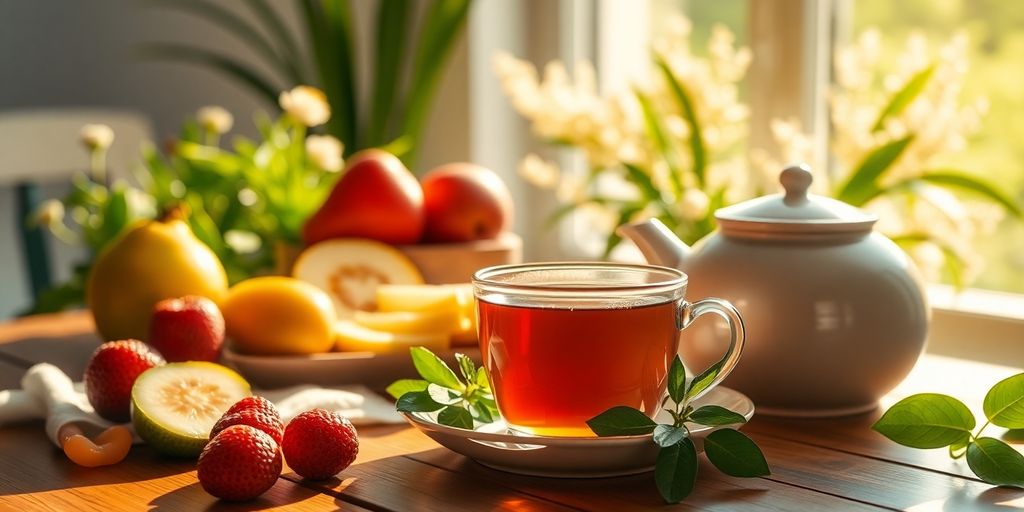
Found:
[131,362,251,457]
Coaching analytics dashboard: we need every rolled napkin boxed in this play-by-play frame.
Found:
[0,363,405,449]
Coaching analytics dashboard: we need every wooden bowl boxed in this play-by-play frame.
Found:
[398,232,523,284]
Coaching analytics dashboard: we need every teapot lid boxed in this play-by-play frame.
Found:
[714,164,877,238]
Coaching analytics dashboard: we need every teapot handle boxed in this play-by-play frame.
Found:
[676,298,746,402]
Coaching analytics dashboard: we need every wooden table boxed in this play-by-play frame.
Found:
[1,312,1023,511]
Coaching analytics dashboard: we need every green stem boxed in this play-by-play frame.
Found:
[90,149,108,185]
[973,420,992,441]
[204,130,220,147]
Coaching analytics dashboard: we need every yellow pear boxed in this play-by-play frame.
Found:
[87,207,228,341]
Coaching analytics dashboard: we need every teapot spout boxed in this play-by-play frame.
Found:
[616,218,691,269]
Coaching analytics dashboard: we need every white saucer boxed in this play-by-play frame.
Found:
[402,386,754,478]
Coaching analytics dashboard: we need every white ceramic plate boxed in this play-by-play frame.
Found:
[222,346,481,389]
[402,386,754,478]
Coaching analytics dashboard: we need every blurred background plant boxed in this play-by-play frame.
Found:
[754,28,1020,286]
[498,14,1020,285]
[142,0,472,169]
[28,86,343,314]
[495,16,752,257]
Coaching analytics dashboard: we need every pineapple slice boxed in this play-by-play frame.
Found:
[375,283,479,346]
[335,320,449,354]
[376,284,462,313]
[352,309,461,335]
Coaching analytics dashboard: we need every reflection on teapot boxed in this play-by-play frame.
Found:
[618,164,929,417]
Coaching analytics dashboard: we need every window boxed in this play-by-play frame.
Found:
[507,0,1024,364]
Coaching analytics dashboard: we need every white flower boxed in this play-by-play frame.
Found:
[80,124,114,151]
[279,86,331,127]
[196,106,234,135]
[225,229,262,254]
[518,153,559,188]
[678,188,710,220]
[305,134,344,172]
[33,199,65,228]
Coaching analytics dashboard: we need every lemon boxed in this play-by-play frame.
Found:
[131,362,250,457]
[222,276,337,355]
[87,207,228,341]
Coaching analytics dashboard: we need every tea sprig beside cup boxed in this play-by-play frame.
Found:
[587,354,770,503]
[387,347,499,429]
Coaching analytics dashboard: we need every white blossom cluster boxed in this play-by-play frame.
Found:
[494,15,751,227]
[760,30,997,283]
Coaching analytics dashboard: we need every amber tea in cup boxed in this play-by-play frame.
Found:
[473,263,745,437]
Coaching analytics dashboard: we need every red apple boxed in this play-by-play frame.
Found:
[148,295,224,362]
[303,149,425,245]
[421,163,513,243]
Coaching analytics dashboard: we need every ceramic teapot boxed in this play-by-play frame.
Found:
[618,164,929,416]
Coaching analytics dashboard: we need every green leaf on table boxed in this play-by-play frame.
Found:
[587,406,658,436]
[984,373,1024,428]
[949,436,969,459]
[872,393,975,448]
[686,358,724,400]
[386,379,429,399]
[835,135,915,206]
[966,437,1024,488]
[871,64,935,132]
[653,424,686,448]
[667,355,686,404]
[655,437,698,504]
[688,405,747,426]
[704,428,770,477]
[410,346,463,390]
[437,405,475,430]
[395,390,445,413]
[455,353,477,384]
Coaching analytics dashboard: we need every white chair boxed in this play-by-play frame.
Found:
[0,109,152,315]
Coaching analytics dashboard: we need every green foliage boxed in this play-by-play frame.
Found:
[873,373,1024,488]
[143,0,474,169]
[30,111,339,313]
[390,347,499,429]
[588,354,766,503]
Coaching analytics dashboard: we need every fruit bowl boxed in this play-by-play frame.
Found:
[397,232,522,284]
[221,345,482,389]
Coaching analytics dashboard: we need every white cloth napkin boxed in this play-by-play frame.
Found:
[0,363,404,448]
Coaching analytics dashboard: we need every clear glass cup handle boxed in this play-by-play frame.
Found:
[677,298,746,402]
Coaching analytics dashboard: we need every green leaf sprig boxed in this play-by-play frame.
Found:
[388,347,499,429]
[872,373,1024,488]
[586,355,769,503]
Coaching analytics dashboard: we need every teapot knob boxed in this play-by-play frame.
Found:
[780,164,814,205]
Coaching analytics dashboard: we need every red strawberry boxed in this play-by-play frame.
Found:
[198,424,282,501]
[211,408,284,446]
[282,409,359,480]
[224,395,279,419]
[148,295,225,362]
[84,340,165,422]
